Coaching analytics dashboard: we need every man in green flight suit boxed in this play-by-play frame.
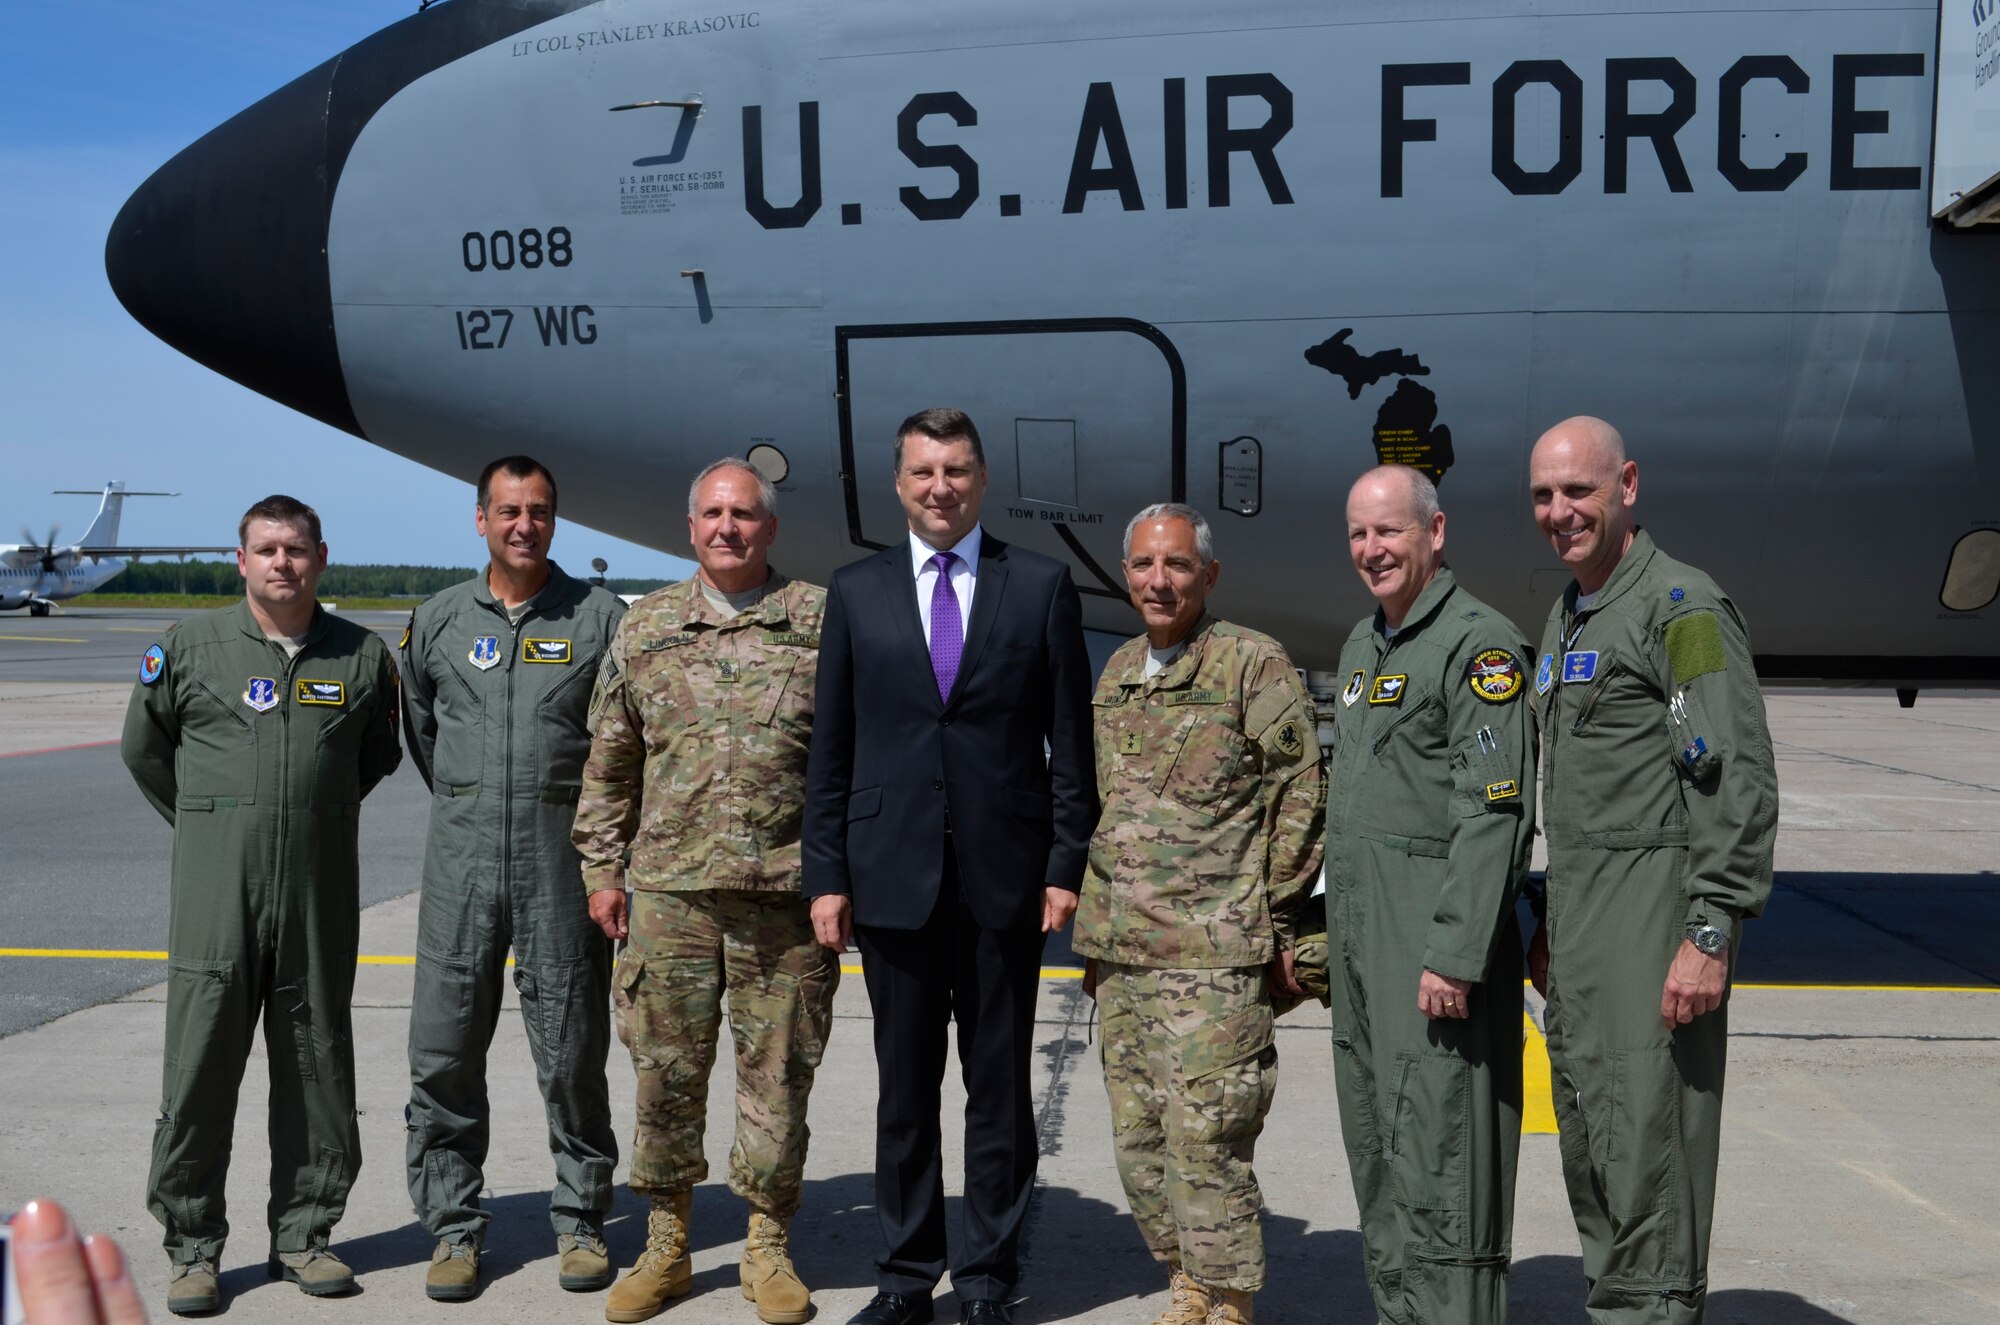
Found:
[575,458,837,1325]
[122,494,402,1317]
[400,456,629,1300]
[1075,502,1325,1325]
[1323,465,1536,1325]
[1526,417,1777,1324]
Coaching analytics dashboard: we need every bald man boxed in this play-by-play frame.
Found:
[1525,418,1777,1324]
[1323,466,1535,1325]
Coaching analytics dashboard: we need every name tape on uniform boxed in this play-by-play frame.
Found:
[1368,674,1408,705]
[1561,651,1599,684]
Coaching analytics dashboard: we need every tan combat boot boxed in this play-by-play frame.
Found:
[739,1210,811,1324]
[165,1258,220,1316]
[604,1191,692,1323]
[267,1247,356,1297]
[425,1240,480,1301]
[558,1229,615,1292]
[1204,1286,1256,1325]
[1148,1268,1215,1325]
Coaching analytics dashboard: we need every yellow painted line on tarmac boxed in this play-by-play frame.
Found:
[1,636,89,644]
[1522,1012,1558,1134]
[1,947,169,960]
[0,949,429,965]
[2,950,1094,980]
[6,951,1992,996]
[101,626,166,634]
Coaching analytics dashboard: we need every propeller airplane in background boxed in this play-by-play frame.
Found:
[0,483,234,616]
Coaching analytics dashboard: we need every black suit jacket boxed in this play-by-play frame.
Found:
[803,533,1099,931]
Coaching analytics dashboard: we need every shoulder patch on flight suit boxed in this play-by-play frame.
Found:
[1368,674,1408,705]
[296,679,345,706]
[398,615,412,651]
[1341,669,1365,707]
[1664,611,1726,686]
[1465,649,1524,704]
[140,644,166,685]
[522,637,572,663]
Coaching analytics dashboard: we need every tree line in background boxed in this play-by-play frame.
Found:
[92,561,666,597]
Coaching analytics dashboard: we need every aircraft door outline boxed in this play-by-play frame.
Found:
[834,318,1189,601]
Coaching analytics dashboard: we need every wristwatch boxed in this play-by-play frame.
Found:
[1686,923,1729,956]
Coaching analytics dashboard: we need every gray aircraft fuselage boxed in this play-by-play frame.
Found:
[106,0,2000,686]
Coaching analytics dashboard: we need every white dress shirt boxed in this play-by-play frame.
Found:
[909,524,981,645]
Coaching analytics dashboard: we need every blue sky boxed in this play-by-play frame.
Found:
[1,0,695,581]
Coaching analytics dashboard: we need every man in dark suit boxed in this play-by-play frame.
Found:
[804,408,1099,1325]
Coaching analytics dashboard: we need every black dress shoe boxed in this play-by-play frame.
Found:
[848,1290,935,1325]
[960,1300,1014,1325]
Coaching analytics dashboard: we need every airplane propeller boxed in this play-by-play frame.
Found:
[19,524,69,587]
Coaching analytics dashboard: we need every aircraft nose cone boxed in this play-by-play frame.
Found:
[105,55,360,436]
[105,2,597,440]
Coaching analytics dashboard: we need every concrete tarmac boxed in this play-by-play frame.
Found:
[2,608,1997,1323]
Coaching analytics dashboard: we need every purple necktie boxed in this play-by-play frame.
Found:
[928,550,962,701]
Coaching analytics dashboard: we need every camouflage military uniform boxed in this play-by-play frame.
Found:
[1324,567,1536,1325]
[1073,616,1325,1293]
[572,573,838,1213]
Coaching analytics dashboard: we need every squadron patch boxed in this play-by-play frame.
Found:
[243,677,279,712]
[1485,779,1521,802]
[1368,674,1408,706]
[139,644,166,686]
[1535,653,1555,696]
[1341,670,1365,707]
[522,637,572,664]
[469,635,501,671]
[296,679,345,706]
[1466,649,1524,704]
[1273,720,1305,757]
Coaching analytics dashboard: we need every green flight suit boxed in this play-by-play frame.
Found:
[1532,530,1776,1323]
[400,563,627,1245]
[121,601,402,1265]
[1324,568,1535,1325]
